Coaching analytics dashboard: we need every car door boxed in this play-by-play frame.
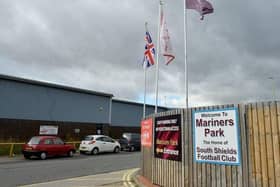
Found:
[42,138,55,156]
[53,137,66,155]
[95,136,106,152]
[103,136,115,152]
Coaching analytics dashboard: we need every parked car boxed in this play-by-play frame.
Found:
[118,133,141,152]
[22,136,76,160]
[79,135,120,155]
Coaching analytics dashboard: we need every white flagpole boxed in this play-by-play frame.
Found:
[143,22,149,118]
[155,0,163,113]
[143,67,147,118]
[184,0,188,109]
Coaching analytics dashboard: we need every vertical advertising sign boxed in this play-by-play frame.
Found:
[154,114,181,161]
[193,107,241,165]
[141,118,153,147]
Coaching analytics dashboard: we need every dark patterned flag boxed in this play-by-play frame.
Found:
[186,0,214,20]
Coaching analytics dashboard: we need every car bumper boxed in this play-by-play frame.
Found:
[22,150,41,157]
[120,144,140,151]
[120,144,130,150]
[79,145,92,152]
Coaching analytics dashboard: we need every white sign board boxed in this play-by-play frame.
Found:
[39,125,58,135]
[193,108,240,165]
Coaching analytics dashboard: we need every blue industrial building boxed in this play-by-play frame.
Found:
[110,99,166,138]
[0,74,167,141]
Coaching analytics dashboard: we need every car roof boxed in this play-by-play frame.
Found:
[85,135,107,138]
[122,133,140,135]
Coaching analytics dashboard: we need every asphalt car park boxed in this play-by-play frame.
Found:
[0,151,141,187]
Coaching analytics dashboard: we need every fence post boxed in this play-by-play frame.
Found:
[9,144,14,157]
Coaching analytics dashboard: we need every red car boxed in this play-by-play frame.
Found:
[22,136,76,160]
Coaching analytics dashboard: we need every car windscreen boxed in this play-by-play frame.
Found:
[123,133,140,140]
[84,136,94,141]
[119,138,128,143]
[122,134,131,140]
[132,134,140,140]
[28,137,41,145]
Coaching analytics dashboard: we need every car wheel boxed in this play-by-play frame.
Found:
[68,150,74,157]
[130,146,135,152]
[114,146,120,153]
[23,154,30,159]
[40,152,47,160]
[91,148,99,155]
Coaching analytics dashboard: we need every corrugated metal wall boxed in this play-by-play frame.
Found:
[111,100,167,127]
[0,79,111,123]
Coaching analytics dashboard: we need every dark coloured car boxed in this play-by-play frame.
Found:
[22,136,76,160]
[119,133,141,152]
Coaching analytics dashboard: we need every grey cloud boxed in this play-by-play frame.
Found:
[0,0,280,107]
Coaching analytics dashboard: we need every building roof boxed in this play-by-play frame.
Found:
[0,74,113,98]
[112,98,168,109]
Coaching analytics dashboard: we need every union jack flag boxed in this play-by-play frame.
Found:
[143,31,156,69]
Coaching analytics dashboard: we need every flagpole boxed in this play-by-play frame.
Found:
[144,22,149,118]
[184,0,188,109]
[155,0,163,113]
[143,66,147,118]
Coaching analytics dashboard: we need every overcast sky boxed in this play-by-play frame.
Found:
[0,0,279,108]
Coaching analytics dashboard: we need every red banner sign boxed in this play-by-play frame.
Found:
[141,118,153,147]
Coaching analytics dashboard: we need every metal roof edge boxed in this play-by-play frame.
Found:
[0,74,113,98]
[112,98,169,109]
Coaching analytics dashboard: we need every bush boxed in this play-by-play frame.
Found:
[0,144,23,156]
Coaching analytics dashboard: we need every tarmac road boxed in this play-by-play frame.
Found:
[0,152,140,187]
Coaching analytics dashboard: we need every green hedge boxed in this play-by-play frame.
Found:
[0,144,23,156]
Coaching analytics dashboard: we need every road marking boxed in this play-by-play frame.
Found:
[68,177,121,181]
[123,168,140,187]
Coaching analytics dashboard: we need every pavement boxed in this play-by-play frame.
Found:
[20,168,140,187]
[0,155,152,187]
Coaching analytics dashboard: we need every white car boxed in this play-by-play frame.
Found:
[79,135,120,155]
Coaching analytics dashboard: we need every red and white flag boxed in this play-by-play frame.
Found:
[160,8,175,65]
[186,0,214,20]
